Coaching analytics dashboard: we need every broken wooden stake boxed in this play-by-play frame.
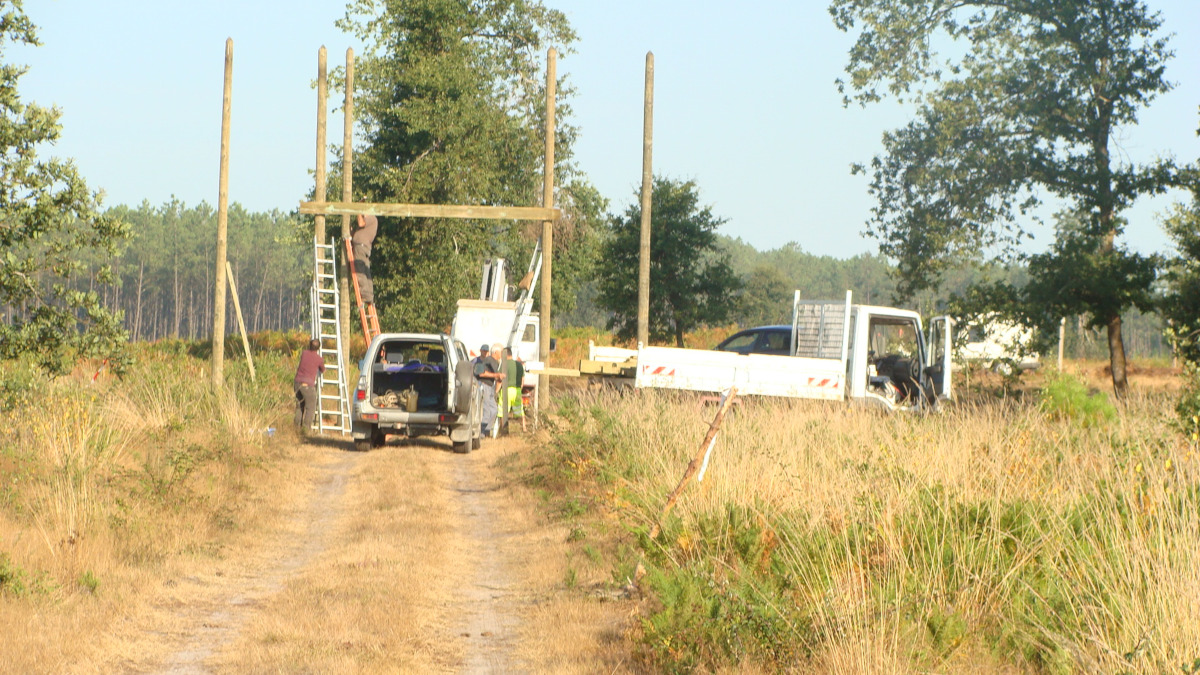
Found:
[635,387,738,585]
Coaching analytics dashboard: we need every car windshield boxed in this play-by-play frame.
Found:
[721,332,756,351]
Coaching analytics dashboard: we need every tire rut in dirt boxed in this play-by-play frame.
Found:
[150,452,356,674]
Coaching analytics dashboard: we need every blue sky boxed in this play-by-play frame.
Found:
[11,1,1200,259]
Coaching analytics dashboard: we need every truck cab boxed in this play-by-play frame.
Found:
[451,299,541,389]
[843,305,953,410]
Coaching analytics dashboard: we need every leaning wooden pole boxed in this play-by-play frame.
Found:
[537,48,557,416]
[226,261,257,382]
[647,387,738,542]
[339,48,355,369]
[211,38,233,389]
[637,51,654,348]
[314,46,328,246]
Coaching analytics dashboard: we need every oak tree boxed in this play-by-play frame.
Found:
[0,5,129,375]
[337,0,598,331]
[832,0,1187,394]
[598,177,741,347]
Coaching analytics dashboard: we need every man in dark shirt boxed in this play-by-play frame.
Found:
[472,344,504,436]
[351,213,378,308]
[294,339,326,432]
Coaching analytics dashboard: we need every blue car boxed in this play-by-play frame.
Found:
[714,326,792,356]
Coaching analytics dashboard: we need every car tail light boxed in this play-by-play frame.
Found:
[356,389,365,401]
[362,413,378,422]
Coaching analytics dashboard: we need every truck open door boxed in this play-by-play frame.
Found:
[926,316,953,401]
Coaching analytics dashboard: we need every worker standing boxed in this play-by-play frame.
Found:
[500,346,526,433]
[294,339,325,433]
[351,213,379,314]
[472,344,504,437]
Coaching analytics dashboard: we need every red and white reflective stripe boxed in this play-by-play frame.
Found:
[807,377,840,388]
[642,365,676,377]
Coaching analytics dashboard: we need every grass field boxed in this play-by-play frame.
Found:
[0,339,303,670]
[529,363,1200,674]
[2,331,1195,673]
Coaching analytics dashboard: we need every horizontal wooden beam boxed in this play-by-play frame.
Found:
[298,201,559,221]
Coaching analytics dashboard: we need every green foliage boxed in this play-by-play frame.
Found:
[0,552,53,597]
[78,569,99,594]
[1040,372,1117,426]
[831,0,1189,392]
[1162,196,1200,365]
[598,177,742,346]
[1174,365,1200,446]
[736,265,793,327]
[101,200,309,340]
[0,5,130,375]
[338,0,596,331]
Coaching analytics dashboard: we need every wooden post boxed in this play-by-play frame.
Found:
[211,38,233,389]
[314,46,328,246]
[226,261,256,382]
[637,52,654,348]
[538,48,557,415]
[1057,316,1065,370]
[340,48,354,369]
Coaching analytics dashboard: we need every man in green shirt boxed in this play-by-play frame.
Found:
[499,346,526,432]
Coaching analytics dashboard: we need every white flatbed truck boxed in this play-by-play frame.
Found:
[580,292,953,411]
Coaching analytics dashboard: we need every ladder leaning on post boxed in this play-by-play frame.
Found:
[344,238,381,346]
[310,238,351,435]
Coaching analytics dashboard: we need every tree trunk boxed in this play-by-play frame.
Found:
[1107,315,1128,397]
[172,250,180,339]
[674,323,685,348]
[1093,73,1127,395]
[134,262,144,341]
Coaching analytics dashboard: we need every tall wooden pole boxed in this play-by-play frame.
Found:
[339,48,354,368]
[211,38,233,389]
[314,47,328,246]
[637,52,654,348]
[538,48,557,414]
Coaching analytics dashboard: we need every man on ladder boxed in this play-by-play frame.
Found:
[348,213,381,342]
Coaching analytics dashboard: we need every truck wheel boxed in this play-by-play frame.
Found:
[472,435,482,450]
[354,438,371,452]
[453,439,471,454]
[371,427,387,448]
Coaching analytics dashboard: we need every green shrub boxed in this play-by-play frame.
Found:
[1175,364,1200,445]
[1040,372,1117,425]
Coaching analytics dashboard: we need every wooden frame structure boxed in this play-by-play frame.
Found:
[303,47,561,415]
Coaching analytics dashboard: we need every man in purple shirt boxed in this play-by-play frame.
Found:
[294,339,326,431]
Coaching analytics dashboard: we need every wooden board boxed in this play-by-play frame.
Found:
[299,201,560,221]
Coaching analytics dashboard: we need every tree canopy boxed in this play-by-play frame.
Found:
[831,0,1189,394]
[598,177,741,347]
[1162,193,1200,365]
[0,5,129,375]
[337,0,600,331]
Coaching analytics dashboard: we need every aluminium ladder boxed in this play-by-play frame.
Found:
[310,238,351,435]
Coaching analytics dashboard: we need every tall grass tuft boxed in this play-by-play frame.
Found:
[0,339,297,603]
[536,386,1200,673]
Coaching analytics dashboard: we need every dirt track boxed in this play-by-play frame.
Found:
[100,433,631,674]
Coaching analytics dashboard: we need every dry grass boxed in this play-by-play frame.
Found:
[214,435,637,673]
[535,361,1200,673]
[0,349,302,672]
